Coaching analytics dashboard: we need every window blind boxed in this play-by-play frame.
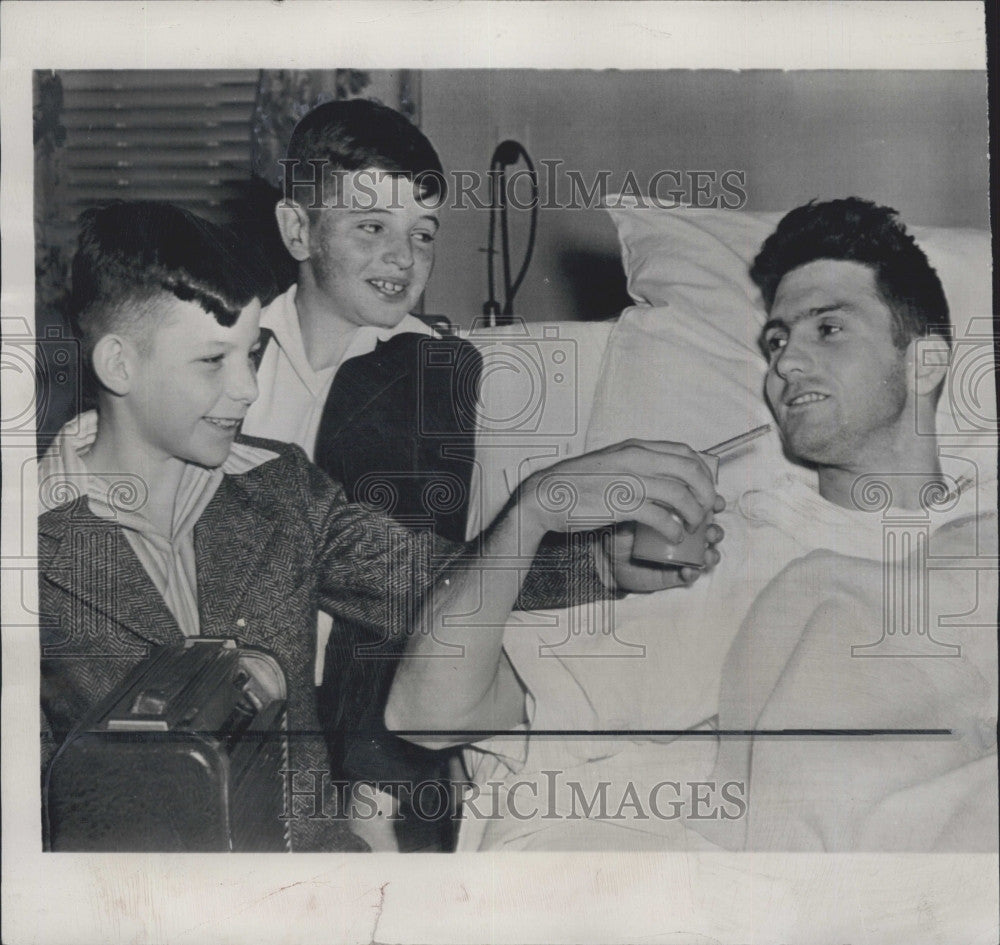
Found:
[58,70,259,224]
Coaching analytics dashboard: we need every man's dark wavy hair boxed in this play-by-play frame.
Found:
[70,200,261,364]
[750,197,951,349]
[283,98,446,210]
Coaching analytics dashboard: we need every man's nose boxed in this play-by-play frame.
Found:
[382,233,414,269]
[773,337,812,379]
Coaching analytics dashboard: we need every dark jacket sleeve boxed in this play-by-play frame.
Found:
[313,333,482,545]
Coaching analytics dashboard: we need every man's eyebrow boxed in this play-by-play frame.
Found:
[764,303,845,333]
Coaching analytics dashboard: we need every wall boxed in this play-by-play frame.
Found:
[420,70,989,327]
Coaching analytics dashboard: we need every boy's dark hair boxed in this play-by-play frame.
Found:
[750,197,951,349]
[70,200,261,363]
[283,99,446,209]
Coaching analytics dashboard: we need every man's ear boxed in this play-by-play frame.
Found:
[90,334,135,396]
[274,201,314,263]
[908,335,950,398]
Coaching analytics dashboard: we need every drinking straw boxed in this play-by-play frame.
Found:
[704,423,772,462]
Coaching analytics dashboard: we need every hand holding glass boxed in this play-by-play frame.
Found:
[630,425,771,569]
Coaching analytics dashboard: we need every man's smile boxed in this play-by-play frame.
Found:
[786,391,830,408]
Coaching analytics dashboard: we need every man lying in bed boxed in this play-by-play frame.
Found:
[388,197,997,851]
[705,198,997,852]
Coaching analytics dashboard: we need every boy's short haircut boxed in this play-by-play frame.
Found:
[283,99,446,209]
[70,200,261,364]
[750,197,951,350]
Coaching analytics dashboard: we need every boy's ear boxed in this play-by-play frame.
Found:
[275,201,314,263]
[907,335,950,398]
[91,334,135,396]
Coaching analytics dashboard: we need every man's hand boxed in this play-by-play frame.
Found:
[595,518,726,593]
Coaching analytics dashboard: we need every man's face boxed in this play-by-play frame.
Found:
[127,296,261,468]
[763,259,910,470]
[306,169,439,330]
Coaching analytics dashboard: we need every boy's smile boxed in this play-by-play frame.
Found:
[203,416,242,431]
[124,297,261,470]
[304,169,439,331]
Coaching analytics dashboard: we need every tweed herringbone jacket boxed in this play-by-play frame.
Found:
[39,435,613,850]
[39,435,449,852]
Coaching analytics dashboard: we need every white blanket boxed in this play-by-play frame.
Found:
[460,468,996,851]
[708,510,998,851]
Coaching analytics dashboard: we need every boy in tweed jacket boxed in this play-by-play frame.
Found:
[38,201,444,850]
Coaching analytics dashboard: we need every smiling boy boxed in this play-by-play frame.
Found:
[242,99,477,547]
[278,163,439,340]
[37,200,454,851]
[241,100,482,850]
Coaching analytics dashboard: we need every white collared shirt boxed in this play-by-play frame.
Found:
[241,284,436,455]
[39,410,278,638]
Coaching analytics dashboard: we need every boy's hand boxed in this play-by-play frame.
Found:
[519,439,720,542]
[596,518,725,593]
